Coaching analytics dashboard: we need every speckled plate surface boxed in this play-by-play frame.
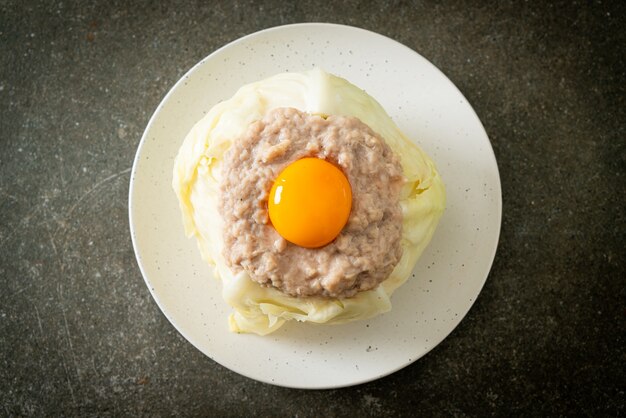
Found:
[129,23,502,389]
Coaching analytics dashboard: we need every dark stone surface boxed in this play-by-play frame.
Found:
[1,0,624,416]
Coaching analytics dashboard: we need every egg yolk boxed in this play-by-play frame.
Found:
[268,158,352,248]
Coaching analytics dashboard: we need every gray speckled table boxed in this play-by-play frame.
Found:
[1,1,624,416]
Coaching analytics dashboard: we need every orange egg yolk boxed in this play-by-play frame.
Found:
[268,158,352,248]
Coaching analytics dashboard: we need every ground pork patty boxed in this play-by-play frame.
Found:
[218,107,404,298]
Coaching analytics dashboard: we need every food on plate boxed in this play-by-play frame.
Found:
[172,68,445,335]
[220,108,403,299]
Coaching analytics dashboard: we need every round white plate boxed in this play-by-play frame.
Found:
[129,23,501,389]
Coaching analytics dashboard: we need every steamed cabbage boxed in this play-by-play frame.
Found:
[173,69,445,335]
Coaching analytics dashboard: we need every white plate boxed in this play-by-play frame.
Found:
[129,23,501,389]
